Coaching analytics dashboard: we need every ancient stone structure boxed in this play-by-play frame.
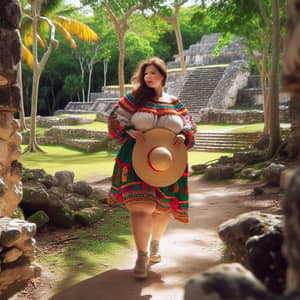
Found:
[168,33,248,69]
[207,60,249,109]
[0,2,40,298]
[0,0,23,217]
[0,218,41,299]
[198,107,290,124]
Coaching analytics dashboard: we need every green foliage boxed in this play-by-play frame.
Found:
[213,32,232,56]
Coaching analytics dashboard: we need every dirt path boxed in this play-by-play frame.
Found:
[12,177,282,300]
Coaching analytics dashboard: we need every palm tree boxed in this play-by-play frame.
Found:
[20,0,99,152]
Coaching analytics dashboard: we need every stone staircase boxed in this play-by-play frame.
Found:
[178,66,227,115]
[193,131,261,152]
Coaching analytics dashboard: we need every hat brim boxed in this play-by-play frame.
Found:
[132,128,187,187]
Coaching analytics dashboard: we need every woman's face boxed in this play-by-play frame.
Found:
[144,64,164,90]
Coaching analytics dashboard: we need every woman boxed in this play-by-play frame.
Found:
[108,57,197,278]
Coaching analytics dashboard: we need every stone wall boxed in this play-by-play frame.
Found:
[198,107,290,124]
[0,1,39,298]
[207,60,250,109]
[0,0,23,217]
[0,218,40,299]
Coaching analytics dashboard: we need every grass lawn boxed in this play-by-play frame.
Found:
[20,145,229,181]
[56,113,97,120]
[64,121,108,131]
[38,207,133,294]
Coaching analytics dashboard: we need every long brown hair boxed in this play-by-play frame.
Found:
[131,57,167,107]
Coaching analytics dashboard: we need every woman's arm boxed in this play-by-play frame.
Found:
[108,92,136,144]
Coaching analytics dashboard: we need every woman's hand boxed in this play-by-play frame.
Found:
[127,129,145,143]
[173,134,185,147]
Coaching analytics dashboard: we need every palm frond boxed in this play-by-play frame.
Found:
[54,16,99,43]
[22,45,33,69]
[53,21,77,49]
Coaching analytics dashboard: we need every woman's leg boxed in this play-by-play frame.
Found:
[150,210,170,263]
[126,201,156,278]
[126,201,156,252]
[151,210,171,241]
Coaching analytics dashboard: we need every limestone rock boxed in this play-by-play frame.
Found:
[184,263,274,300]
[54,170,74,187]
[21,187,51,217]
[74,206,105,226]
[191,164,207,174]
[22,168,47,182]
[50,207,75,228]
[28,210,49,228]
[39,174,58,189]
[72,181,93,197]
[218,212,286,293]
[1,247,22,263]
[63,196,94,211]
[205,165,235,180]
[90,187,109,203]
[262,163,286,186]
[240,168,261,180]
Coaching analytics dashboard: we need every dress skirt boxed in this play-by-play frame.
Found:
[108,138,190,223]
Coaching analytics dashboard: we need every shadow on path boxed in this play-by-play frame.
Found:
[50,269,163,300]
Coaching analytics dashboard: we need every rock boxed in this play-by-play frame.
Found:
[50,207,75,228]
[246,226,287,293]
[240,168,261,180]
[253,186,264,196]
[63,196,94,210]
[0,228,21,248]
[21,187,50,217]
[205,165,235,180]
[39,174,58,189]
[262,163,286,186]
[282,167,300,290]
[184,263,275,300]
[27,210,49,228]
[1,247,23,263]
[54,170,74,187]
[218,212,285,294]
[72,181,93,197]
[90,187,109,203]
[11,206,25,219]
[22,168,47,182]
[74,206,105,226]
[233,151,266,164]
[283,290,300,300]
[0,177,8,196]
[191,164,207,173]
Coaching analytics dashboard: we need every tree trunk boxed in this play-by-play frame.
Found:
[26,72,44,152]
[79,59,85,102]
[17,61,27,130]
[267,0,281,158]
[87,63,94,102]
[118,32,125,98]
[173,17,186,77]
[103,59,108,89]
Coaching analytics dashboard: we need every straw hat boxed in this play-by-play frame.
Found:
[132,128,187,187]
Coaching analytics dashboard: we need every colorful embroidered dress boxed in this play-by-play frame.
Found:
[108,92,197,223]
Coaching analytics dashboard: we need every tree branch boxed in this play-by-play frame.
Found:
[103,0,119,30]
[122,3,144,21]
[38,16,58,71]
[255,0,272,27]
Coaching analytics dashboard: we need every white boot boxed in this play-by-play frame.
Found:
[150,240,161,263]
[133,250,149,279]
